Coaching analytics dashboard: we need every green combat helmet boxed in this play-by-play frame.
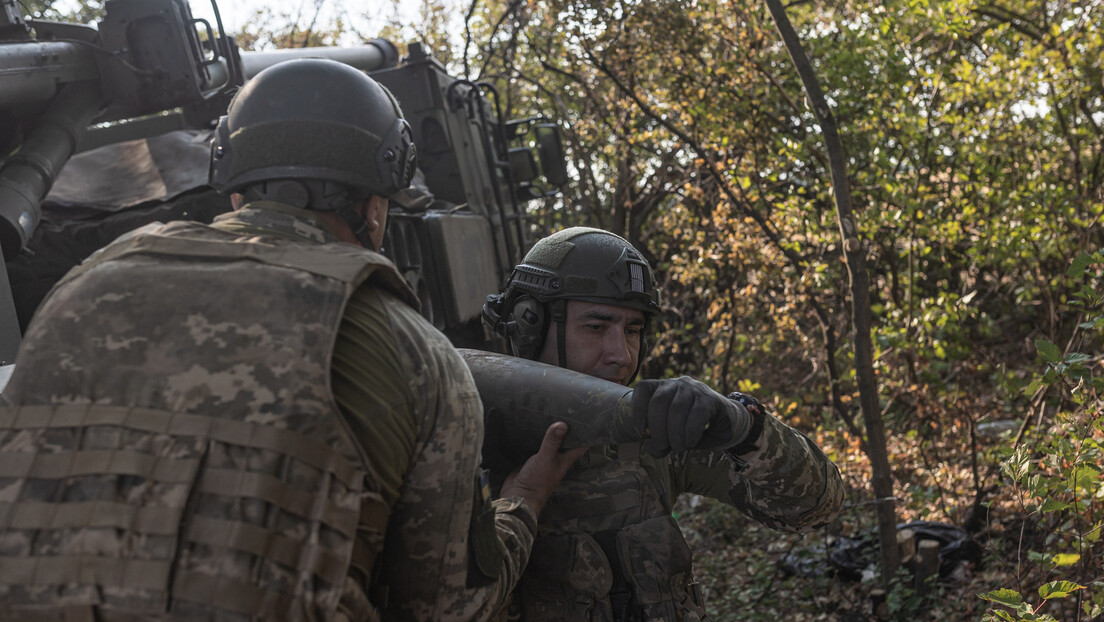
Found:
[483,226,661,380]
[208,58,415,249]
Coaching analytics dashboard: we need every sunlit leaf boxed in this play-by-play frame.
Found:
[1038,580,1084,599]
[1051,553,1080,568]
[979,588,1023,607]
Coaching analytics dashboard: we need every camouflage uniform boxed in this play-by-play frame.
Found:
[0,203,535,621]
[507,400,843,621]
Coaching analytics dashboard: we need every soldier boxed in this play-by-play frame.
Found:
[482,227,845,621]
[0,59,583,621]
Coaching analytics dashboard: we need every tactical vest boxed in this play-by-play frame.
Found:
[0,214,410,621]
[516,444,710,622]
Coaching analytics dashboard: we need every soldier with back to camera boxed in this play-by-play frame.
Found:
[0,58,583,621]
[482,227,845,621]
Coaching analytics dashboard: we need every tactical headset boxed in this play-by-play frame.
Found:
[483,227,660,383]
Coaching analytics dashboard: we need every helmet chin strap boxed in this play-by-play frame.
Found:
[547,299,646,385]
[334,203,377,251]
[627,340,644,384]
[626,318,650,385]
[549,300,567,369]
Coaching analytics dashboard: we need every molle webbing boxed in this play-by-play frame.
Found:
[0,216,396,619]
[0,402,365,618]
[350,492,390,573]
[517,441,706,621]
[0,404,364,487]
[537,445,642,525]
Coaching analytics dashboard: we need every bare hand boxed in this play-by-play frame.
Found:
[500,422,587,517]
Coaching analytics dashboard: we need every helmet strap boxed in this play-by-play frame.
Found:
[549,300,567,369]
[334,202,377,251]
[241,180,378,251]
[628,335,645,384]
[241,180,311,209]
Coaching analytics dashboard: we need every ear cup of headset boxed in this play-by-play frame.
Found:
[506,296,547,359]
[511,297,544,336]
[482,294,548,359]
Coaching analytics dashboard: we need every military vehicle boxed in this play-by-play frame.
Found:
[0,0,568,367]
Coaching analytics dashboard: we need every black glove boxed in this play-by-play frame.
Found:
[633,377,752,458]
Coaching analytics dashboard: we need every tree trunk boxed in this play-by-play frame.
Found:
[763,0,900,583]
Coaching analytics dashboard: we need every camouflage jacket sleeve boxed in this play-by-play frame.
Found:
[666,408,844,533]
[371,295,537,621]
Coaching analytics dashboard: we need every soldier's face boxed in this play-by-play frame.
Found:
[538,300,644,386]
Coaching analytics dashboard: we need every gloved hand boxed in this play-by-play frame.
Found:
[632,377,752,458]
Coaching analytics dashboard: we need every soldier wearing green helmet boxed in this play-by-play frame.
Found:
[0,58,583,621]
[483,227,845,621]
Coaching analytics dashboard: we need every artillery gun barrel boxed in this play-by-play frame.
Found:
[0,37,402,109]
[458,349,645,467]
[0,41,100,107]
[0,81,105,260]
[203,39,400,90]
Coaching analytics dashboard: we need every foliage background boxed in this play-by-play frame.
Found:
[18,0,1103,619]
[453,1,1104,618]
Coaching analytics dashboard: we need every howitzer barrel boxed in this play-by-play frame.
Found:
[458,349,646,467]
[203,39,400,90]
[0,80,104,260]
[0,41,99,107]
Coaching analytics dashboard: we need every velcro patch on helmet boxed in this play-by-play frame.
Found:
[523,226,607,268]
[523,237,575,269]
[628,262,648,294]
[564,275,598,295]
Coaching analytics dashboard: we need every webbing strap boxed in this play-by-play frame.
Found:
[0,555,170,590]
[359,491,390,535]
[172,569,295,619]
[185,515,349,587]
[0,404,363,489]
[0,605,99,622]
[348,492,390,581]
[0,501,181,535]
[198,468,358,539]
[0,450,198,482]
[0,401,366,617]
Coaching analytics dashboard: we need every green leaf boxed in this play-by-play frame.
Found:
[1086,521,1102,544]
[1063,352,1091,364]
[1039,580,1084,599]
[985,610,1016,622]
[1039,499,1069,513]
[1035,338,1062,363]
[980,588,1024,607]
[1071,466,1100,490]
[1023,378,1044,395]
[1003,446,1031,482]
[1052,553,1080,567]
[1068,253,1091,278]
